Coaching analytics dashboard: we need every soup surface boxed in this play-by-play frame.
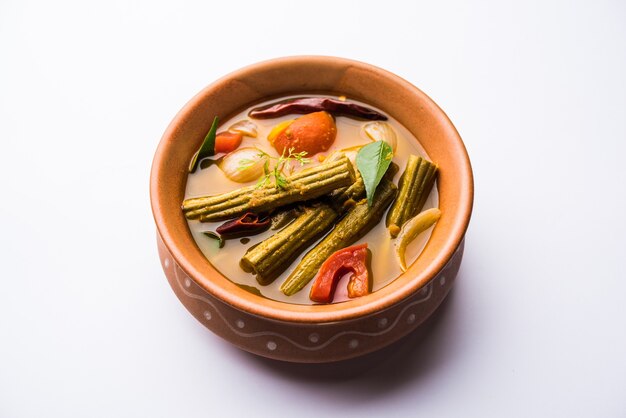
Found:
[184,95,438,305]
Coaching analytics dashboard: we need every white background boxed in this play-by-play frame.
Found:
[1,1,625,417]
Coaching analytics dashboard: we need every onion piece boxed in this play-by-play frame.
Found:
[219,147,267,183]
[228,120,258,138]
[362,122,397,153]
[326,147,360,165]
[395,208,441,271]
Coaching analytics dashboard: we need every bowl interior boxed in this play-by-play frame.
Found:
[150,56,473,323]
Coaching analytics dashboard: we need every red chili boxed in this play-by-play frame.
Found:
[248,97,387,121]
[309,243,370,304]
[216,213,270,239]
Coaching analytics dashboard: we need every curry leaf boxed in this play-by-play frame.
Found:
[189,116,219,173]
[202,231,224,248]
[356,140,394,207]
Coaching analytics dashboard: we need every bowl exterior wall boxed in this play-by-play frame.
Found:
[151,56,473,363]
[157,232,464,363]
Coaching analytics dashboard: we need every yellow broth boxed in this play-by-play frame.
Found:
[184,95,439,305]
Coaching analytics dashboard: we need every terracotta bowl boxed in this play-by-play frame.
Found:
[150,56,473,363]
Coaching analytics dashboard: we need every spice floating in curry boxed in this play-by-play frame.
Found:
[249,96,388,120]
[182,95,439,305]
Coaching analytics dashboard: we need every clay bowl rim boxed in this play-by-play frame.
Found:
[150,55,473,324]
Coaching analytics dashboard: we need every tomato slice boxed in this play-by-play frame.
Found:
[309,243,370,304]
[214,131,243,154]
[271,111,336,156]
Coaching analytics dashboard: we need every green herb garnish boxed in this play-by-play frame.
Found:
[356,140,394,206]
[239,147,310,190]
[189,116,219,173]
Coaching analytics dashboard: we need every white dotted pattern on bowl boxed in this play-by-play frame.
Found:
[169,259,442,353]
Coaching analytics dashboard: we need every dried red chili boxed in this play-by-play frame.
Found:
[216,213,270,239]
[309,243,370,304]
[248,97,387,121]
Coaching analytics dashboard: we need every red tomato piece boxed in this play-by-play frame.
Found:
[271,111,336,156]
[309,243,370,304]
[214,131,243,154]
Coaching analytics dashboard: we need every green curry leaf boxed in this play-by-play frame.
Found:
[189,116,219,173]
[202,231,224,248]
[356,140,394,207]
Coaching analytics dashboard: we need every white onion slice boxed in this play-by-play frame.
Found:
[362,122,397,153]
[219,147,266,183]
[228,120,258,138]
